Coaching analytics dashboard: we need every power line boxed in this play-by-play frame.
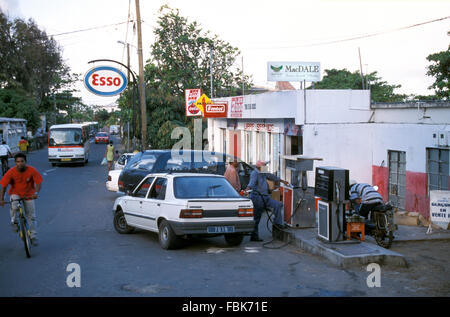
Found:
[49,21,131,37]
[242,15,450,50]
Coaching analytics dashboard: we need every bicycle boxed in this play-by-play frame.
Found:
[5,197,34,258]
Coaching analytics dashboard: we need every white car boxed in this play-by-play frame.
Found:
[112,173,255,249]
[114,152,135,170]
[106,169,122,192]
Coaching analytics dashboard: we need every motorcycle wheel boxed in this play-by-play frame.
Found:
[374,213,393,249]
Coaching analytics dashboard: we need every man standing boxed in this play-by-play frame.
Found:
[0,153,43,246]
[246,160,289,242]
[224,160,241,192]
[18,136,29,153]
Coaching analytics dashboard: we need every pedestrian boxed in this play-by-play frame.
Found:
[0,152,43,246]
[105,140,115,171]
[245,160,290,242]
[0,141,12,175]
[224,159,241,192]
[18,136,29,153]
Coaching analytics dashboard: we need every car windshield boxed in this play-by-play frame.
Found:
[174,176,241,199]
[129,155,158,171]
[96,133,108,137]
[49,128,82,146]
[162,152,226,174]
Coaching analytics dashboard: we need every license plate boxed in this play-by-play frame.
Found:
[207,226,235,234]
[61,158,71,161]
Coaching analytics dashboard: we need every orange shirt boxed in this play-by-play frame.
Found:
[224,165,241,192]
[0,166,43,197]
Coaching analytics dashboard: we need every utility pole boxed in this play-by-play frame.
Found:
[135,0,147,151]
[210,46,213,98]
[358,47,365,90]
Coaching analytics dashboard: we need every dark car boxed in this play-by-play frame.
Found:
[117,150,255,194]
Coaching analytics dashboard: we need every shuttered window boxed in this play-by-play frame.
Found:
[427,148,450,193]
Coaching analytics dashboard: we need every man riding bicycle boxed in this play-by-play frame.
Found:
[0,141,12,175]
[0,153,43,246]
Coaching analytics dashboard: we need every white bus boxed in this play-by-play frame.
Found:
[48,123,90,166]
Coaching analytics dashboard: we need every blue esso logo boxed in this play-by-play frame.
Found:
[84,66,128,96]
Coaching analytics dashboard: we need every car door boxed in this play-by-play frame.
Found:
[123,177,154,228]
[142,177,168,231]
[238,162,253,190]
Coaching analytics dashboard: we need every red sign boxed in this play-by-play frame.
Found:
[230,96,243,118]
[185,89,202,117]
[204,103,227,118]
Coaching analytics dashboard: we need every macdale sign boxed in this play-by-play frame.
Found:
[267,61,321,82]
[84,66,128,96]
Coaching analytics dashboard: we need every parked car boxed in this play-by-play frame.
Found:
[114,152,135,170]
[117,150,255,194]
[106,153,136,192]
[95,132,109,144]
[106,169,122,192]
[112,173,255,249]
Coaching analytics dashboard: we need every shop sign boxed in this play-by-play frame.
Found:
[230,96,243,118]
[430,190,450,229]
[84,66,128,96]
[267,61,321,82]
[244,122,279,133]
[204,103,227,118]
[185,89,202,117]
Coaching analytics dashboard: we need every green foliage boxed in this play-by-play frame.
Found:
[313,68,408,102]
[0,88,40,130]
[139,5,252,149]
[0,9,80,129]
[426,45,449,100]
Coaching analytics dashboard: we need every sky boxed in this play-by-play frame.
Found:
[0,0,449,108]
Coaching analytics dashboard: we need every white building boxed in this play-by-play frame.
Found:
[207,90,450,218]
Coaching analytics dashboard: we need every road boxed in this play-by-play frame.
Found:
[0,136,448,297]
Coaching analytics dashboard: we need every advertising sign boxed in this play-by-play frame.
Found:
[267,61,321,82]
[194,94,213,114]
[430,190,450,229]
[230,96,243,118]
[185,89,202,117]
[204,103,227,118]
[84,66,128,96]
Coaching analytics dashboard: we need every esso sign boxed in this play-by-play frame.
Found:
[84,66,128,96]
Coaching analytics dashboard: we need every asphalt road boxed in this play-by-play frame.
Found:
[0,136,448,297]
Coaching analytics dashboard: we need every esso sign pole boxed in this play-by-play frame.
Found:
[84,66,128,96]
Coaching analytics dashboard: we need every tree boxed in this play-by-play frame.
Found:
[426,44,449,100]
[0,88,40,130]
[312,68,408,102]
[140,5,252,149]
[0,9,80,127]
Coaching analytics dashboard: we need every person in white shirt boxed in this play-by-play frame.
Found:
[0,141,13,175]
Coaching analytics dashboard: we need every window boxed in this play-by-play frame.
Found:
[49,129,82,146]
[427,148,449,193]
[388,151,406,209]
[245,131,253,164]
[134,177,155,198]
[149,178,168,200]
[174,176,241,199]
[256,132,266,162]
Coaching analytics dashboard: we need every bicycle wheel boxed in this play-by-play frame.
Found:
[19,216,31,258]
[373,213,393,249]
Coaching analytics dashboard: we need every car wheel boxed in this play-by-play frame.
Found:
[224,233,244,246]
[113,210,135,234]
[158,220,181,250]
[51,163,56,167]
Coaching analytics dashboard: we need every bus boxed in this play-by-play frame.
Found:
[83,121,99,138]
[48,123,90,166]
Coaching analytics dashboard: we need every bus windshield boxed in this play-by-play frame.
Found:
[49,128,83,146]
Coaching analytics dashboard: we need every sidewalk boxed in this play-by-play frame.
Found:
[274,224,450,269]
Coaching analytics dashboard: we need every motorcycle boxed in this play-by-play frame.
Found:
[348,202,397,249]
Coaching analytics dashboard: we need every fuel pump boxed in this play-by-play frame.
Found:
[281,155,323,228]
[314,166,349,242]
